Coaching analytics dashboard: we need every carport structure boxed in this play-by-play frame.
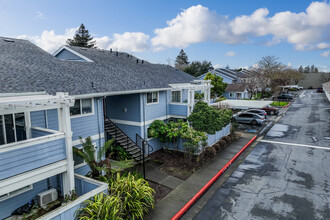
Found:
[211,100,272,110]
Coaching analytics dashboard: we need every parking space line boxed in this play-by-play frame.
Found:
[260,140,330,150]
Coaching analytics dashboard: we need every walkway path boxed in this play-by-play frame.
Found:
[146,133,256,220]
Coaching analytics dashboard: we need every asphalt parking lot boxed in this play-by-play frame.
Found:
[192,90,330,219]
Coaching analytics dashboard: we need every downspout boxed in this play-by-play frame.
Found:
[96,98,101,149]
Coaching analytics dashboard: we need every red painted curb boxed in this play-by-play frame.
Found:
[283,102,291,108]
[171,135,257,220]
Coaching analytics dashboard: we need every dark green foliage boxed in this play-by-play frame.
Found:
[194,92,204,100]
[204,72,228,98]
[109,173,155,219]
[188,101,232,135]
[148,120,168,143]
[184,61,214,77]
[74,137,133,179]
[75,193,123,220]
[67,23,96,48]
[212,143,221,153]
[175,49,189,71]
[109,144,132,161]
[204,146,216,159]
[222,136,232,145]
[218,140,227,149]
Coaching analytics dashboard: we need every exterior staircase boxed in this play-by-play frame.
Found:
[104,116,152,163]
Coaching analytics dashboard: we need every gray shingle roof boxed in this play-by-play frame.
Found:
[225,83,249,92]
[0,37,195,95]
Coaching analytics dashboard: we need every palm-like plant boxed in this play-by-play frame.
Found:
[73,137,133,179]
[75,193,123,220]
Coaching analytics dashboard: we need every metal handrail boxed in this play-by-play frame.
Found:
[104,115,138,149]
[135,133,154,155]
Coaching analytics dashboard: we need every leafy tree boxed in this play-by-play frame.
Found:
[194,92,204,100]
[175,49,189,71]
[225,65,230,69]
[188,101,232,134]
[298,65,303,73]
[67,23,96,48]
[311,65,315,73]
[184,60,214,77]
[304,65,310,73]
[204,72,228,98]
[314,67,319,73]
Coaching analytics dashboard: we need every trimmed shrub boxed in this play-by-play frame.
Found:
[218,140,227,150]
[204,146,216,159]
[212,143,221,153]
[222,136,232,145]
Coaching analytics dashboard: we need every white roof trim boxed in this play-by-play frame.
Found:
[53,45,94,62]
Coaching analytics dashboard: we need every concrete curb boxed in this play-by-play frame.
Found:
[171,135,257,220]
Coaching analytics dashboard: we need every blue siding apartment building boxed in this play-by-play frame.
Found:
[0,37,212,219]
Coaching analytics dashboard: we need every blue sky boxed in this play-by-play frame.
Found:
[1,0,330,71]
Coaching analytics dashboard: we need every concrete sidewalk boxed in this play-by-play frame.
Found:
[146,133,256,220]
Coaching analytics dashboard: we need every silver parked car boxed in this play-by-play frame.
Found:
[244,109,267,118]
[231,112,265,125]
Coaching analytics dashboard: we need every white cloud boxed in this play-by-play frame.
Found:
[17,29,149,53]
[35,11,47,19]
[17,28,77,52]
[109,32,149,52]
[225,51,235,56]
[151,2,330,51]
[287,62,292,67]
[213,64,223,69]
[320,51,330,57]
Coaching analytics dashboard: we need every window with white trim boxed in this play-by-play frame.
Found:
[70,98,93,116]
[171,91,181,103]
[0,113,27,145]
[73,143,97,167]
[0,185,33,202]
[146,92,158,104]
[229,93,235,98]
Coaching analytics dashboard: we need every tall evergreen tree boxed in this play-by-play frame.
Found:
[298,65,303,73]
[67,23,96,48]
[175,49,189,71]
[304,65,310,73]
[311,65,315,73]
[184,60,213,77]
[314,67,319,73]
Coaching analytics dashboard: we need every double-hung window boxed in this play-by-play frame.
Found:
[147,92,158,104]
[171,91,181,103]
[70,98,93,116]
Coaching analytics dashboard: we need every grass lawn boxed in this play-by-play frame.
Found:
[271,101,289,106]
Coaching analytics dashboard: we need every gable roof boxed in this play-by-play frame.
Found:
[225,83,249,92]
[0,37,195,96]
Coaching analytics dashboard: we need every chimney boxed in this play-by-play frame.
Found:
[116,51,118,56]
[110,48,112,53]
[142,60,144,64]
[136,59,139,64]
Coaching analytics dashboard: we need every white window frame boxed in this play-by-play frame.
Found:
[0,185,33,202]
[171,90,182,103]
[229,92,235,98]
[73,142,97,169]
[70,98,94,118]
[0,113,27,145]
[146,92,159,105]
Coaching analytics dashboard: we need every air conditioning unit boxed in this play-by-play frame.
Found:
[37,188,58,209]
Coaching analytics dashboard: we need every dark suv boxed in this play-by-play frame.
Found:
[277,93,293,101]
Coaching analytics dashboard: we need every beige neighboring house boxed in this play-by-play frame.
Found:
[322,81,330,102]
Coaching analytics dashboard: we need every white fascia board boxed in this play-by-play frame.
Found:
[72,88,172,99]
[72,133,105,146]
[52,45,94,62]
[0,91,47,97]
[0,160,67,195]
